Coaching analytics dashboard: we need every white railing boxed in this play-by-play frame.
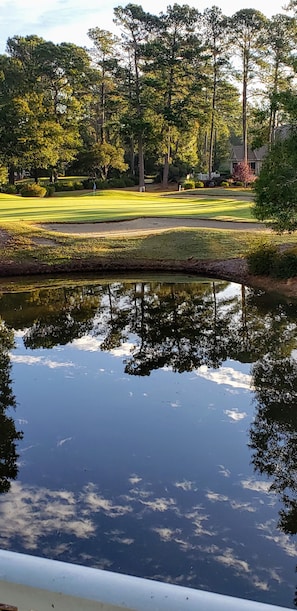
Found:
[0,550,292,611]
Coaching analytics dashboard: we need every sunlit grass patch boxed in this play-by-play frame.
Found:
[0,189,254,222]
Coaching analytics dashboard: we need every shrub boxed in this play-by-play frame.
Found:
[221,181,229,187]
[46,185,55,197]
[247,243,278,276]
[195,180,204,188]
[272,251,297,279]
[232,161,256,185]
[234,180,244,187]
[108,177,127,188]
[183,179,195,190]
[20,183,46,198]
[72,181,84,190]
[2,183,17,194]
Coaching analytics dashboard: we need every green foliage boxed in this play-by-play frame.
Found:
[54,181,84,192]
[221,181,230,187]
[20,183,46,197]
[82,176,136,190]
[1,184,17,194]
[46,185,55,197]
[247,242,297,278]
[0,166,8,185]
[195,180,204,188]
[247,242,278,275]
[253,131,297,232]
[183,179,195,190]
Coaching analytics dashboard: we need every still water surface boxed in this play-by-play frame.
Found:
[0,276,296,607]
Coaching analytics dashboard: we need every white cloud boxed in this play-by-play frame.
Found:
[241,479,272,494]
[10,354,75,369]
[174,480,195,492]
[0,0,286,56]
[257,521,297,558]
[0,481,94,550]
[218,465,231,478]
[57,437,73,447]
[224,409,247,421]
[128,475,142,485]
[110,342,134,357]
[195,365,251,390]
[82,484,133,518]
[71,336,103,352]
[206,491,229,502]
[139,497,176,512]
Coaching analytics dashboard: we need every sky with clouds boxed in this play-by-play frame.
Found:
[0,0,290,53]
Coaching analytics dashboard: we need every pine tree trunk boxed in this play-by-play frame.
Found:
[138,134,145,191]
[8,166,15,185]
[162,132,170,189]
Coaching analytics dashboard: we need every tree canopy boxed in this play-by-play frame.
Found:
[0,4,295,187]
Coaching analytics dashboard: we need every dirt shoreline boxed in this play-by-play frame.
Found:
[0,256,296,299]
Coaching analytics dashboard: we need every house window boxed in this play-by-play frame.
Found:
[250,162,256,171]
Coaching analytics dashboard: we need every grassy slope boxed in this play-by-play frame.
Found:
[0,189,253,222]
[0,189,296,268]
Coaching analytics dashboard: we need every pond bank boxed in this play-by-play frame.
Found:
[0,255,296,300]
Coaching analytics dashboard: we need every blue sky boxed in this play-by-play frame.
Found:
[0,0,289,52]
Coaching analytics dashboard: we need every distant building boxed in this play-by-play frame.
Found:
[274,125,292,140]
[230,145,268,176]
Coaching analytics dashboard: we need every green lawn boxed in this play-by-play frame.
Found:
[2,188,294,273]
[0,189,255,222]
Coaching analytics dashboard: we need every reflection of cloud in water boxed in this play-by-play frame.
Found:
[82,483,133,518]
[0,482,94,549]
[224,409,247,422]
[257,521,297,558]
[214,547,270,591]
[10,354,75,369]
[183,508,215,537]
[174,480,195,491]
[152,527,194,552]
[0,474,294,597]
[196,365,251,389]
[206,490,256,513]
[57,437,73,447]
[241,479,271,494]
[71,336,103,352]
[72,336,135,357]
[128,474,142,485]
[110,343,134,357]
[218,464,231,478]
[206,491,229,502]
[139,497,176,512]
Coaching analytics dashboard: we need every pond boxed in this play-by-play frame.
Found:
[0,275,296,608]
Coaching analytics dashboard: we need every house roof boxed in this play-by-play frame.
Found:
[231,145,267,162]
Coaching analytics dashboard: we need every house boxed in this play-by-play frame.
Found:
[230,144,267,176]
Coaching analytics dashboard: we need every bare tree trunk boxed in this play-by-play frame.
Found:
[162,132,170,189]
[8,166,15,185]
[242,51,248,165]
[138,134,145,190]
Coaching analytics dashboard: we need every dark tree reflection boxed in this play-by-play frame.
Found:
[0,319,23,493]
[250,356,297,535]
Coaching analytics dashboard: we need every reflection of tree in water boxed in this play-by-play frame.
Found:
[0,319,23,493]
[22,287,101,348]
[250,357,297,536]
[250,356,297,607]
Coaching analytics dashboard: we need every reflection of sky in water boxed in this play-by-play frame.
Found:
[1,281,296,608]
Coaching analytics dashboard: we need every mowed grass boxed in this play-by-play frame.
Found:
[2,219,297,269]
[0,189,254,222]
[2,187,295,272]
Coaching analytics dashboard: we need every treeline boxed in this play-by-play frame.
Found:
[0,3,297,188]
